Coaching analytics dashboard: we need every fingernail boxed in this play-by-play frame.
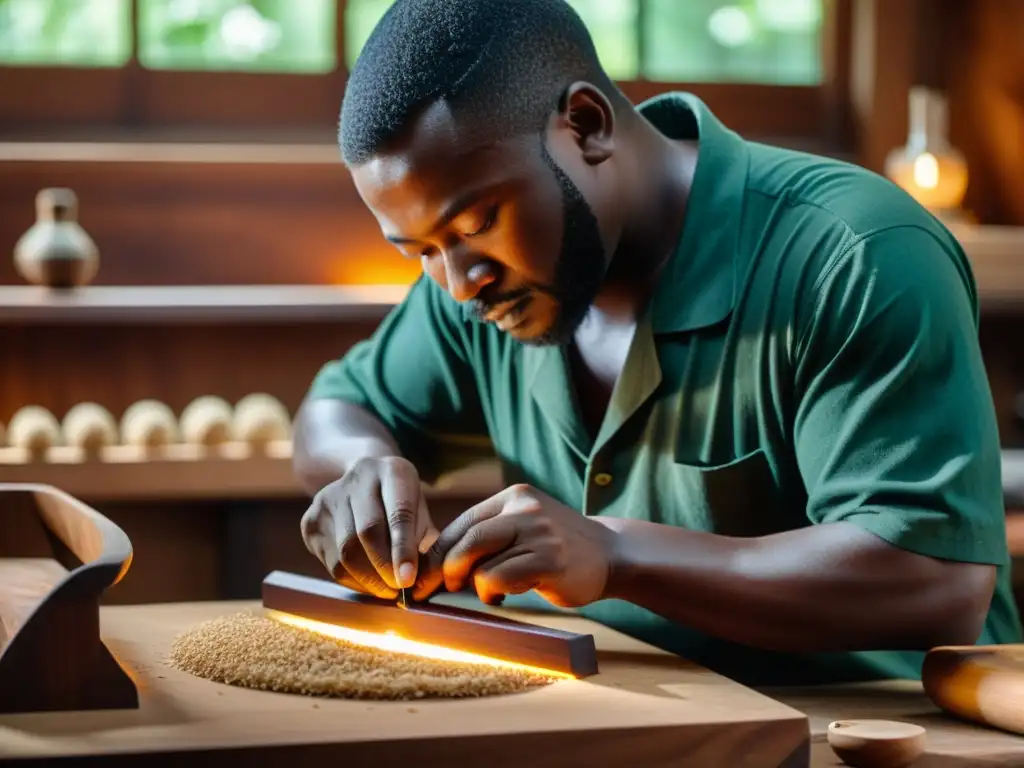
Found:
[398,562,416,588]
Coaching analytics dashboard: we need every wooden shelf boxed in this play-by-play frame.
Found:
[0,441,502,503]
[0,284,411,325]
[950,224,1024,313]
[0,227,1018,324]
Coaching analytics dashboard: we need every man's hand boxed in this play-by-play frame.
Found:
[415,484,618,607]
[300,456,439,598]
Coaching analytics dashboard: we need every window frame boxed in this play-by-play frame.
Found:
[0,0,851,148]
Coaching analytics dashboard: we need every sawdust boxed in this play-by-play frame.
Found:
[168,611,557,700]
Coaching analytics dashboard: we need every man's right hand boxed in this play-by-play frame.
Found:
[300,456,439,598]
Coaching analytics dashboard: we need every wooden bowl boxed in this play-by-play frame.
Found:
[827,719,925,767]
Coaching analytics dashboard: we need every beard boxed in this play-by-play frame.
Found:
[468,135,607,347]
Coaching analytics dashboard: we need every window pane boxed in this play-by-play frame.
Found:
[643,0,823,84]
[0,0,130,66]
[344,0,393,70]
[345,0,638,80]
[138,0,336,73]
[565,0,639,80]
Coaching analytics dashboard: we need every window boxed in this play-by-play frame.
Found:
[0,0,847,144]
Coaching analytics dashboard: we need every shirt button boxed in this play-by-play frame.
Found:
[593,472,613,487]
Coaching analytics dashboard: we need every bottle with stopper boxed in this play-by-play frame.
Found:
[13,187,99,289]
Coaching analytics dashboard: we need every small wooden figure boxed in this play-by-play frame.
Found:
[827,720,926,768]
[120,400,178,450]
[13,187,99,289]
[62,402,118,458]
[180,395,233,447]
[7,406,62,459]
[232,393,291,448]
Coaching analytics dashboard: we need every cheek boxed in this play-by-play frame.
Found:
[497,199,563,282]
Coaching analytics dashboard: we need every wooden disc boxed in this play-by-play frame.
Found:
[7,406,62,456]
[121,400,179,449]
[232,393,291,446]
[62,402,118,454]
[180,396,233,447]
[827,720,926,768]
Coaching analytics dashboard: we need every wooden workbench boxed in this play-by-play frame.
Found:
[0,599,811,767]
[3,599,1024,767]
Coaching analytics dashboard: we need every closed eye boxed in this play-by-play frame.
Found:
[466,204,499,237]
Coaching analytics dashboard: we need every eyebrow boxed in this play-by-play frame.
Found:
[384,187,491,245]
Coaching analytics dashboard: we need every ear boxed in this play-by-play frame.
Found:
[559,82,616,165]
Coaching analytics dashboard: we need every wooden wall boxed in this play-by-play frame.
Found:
[1,0,1022,607]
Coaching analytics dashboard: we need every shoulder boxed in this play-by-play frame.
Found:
[737,143,978,330]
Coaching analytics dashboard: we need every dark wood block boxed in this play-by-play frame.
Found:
[0,483,138,714]
[261,570,599,677]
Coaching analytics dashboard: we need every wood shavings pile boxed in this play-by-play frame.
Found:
[168,610,557,700]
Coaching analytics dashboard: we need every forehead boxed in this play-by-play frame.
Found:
[350,100,541,226]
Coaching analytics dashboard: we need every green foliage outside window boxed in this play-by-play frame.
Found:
[0,0,822,85]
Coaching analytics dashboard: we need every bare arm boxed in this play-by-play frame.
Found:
[291,397,403,496]
[599,517,996,653]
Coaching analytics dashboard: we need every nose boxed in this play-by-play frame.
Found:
[441,243,498,303]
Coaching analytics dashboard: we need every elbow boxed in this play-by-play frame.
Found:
[921,563,997,648]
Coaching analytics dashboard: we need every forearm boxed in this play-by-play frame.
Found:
[292,397,403,495]
[600,518,995,653]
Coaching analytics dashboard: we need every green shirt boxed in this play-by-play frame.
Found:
[309,92,1022,686]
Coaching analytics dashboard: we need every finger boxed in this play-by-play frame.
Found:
[472,550,542,606]
[351,484,398,590]
[380,460,424,588]
[442,514,519,594]
[335,497,397,599]
[431,490,509,560]
[416,494,440,554]
[300,501,325,564]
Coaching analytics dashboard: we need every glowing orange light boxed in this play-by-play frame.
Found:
[267,609,575,679]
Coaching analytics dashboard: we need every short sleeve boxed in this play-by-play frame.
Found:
[308,276,493,482]
[793,224,1008,565]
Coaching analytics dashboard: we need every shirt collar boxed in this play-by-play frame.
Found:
[639,92,750,334]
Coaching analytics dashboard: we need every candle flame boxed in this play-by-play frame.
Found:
[913,152,940,189]
[267,609,575,679]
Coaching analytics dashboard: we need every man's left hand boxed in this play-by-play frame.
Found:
[413,484,618,607]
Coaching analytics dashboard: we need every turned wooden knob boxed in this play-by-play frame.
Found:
[13,187,99,288]
[827,720,925,768]
[121,400,179,450]
[62,402,118,456]
[180,396,233,447]
[232,393,291,447]
[7,406,62,458]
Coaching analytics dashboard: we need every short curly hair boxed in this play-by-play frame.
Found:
[339,0,619,166]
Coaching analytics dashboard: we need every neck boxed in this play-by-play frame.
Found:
[592,117,698,318]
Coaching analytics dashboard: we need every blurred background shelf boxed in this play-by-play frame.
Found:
[0,441,502,502]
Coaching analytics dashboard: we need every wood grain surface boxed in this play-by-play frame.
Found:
[262,570,599,677]
[922,644,1024,736]
[772,680,1024,767]
[0,484,137,714]
[0,598,810,767]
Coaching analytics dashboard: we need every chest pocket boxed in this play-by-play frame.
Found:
[668,449,792,537]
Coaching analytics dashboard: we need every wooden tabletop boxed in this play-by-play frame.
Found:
[770,682,1024,766]
[2,597,1023,766]
[0,598,808,767]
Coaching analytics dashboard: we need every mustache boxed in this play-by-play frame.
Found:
[467,286,533,320]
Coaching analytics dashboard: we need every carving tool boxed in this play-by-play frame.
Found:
[261,570,599,677]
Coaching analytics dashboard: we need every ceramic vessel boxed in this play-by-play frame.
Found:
[13,187,99,288]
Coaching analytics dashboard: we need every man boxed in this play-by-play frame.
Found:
[294,0,1022,686]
